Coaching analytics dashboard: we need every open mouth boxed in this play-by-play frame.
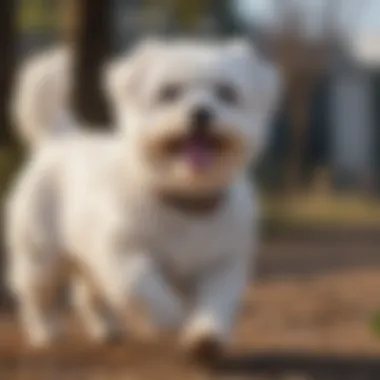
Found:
[163,131,229,170]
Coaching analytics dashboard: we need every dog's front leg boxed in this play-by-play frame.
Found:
[181,254,250,361]
[87,251,185,341]
[122,254,186,337]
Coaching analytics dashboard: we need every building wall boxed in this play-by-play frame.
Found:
[330,67,374,189]
[373,73,380,193]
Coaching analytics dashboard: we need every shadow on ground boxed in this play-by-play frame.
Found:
[1,233,380,379]
[1,343,380,380]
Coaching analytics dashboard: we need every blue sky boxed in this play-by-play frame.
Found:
[235,0,380,34]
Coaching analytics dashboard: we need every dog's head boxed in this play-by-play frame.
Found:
[105,39,281,196]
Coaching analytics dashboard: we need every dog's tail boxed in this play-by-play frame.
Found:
[12,46,78,150]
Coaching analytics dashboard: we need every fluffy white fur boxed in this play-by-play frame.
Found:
[11,46,78,149]
[5,39,281,356]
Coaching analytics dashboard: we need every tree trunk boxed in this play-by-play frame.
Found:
[284,76,314,194]
[0,0,16,145]
[72,0,111,126]
[0,0,17,309]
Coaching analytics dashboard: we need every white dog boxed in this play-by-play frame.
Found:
[5,39,281,359]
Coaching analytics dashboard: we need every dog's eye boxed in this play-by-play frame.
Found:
[215,83,239,105]
[157,83,182,104]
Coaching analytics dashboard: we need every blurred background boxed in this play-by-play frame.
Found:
[1,0,380,379]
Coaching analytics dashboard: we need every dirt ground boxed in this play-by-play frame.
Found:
[1,233,380,379]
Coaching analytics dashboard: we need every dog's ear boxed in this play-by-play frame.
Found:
[102,39,161,109]
[226,39,282,160]
[226,39,282,115]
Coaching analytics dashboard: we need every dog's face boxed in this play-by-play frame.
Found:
[106,39,281,195]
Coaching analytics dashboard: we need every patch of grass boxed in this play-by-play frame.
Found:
[370,311,380,338]
[263,194,380,230]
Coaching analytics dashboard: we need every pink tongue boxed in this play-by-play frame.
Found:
[185,142,213,170]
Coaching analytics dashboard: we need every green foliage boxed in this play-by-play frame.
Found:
[370,311,380,338]
[18,0,61,33]
[0,147,23,259]
[0,146,23,199]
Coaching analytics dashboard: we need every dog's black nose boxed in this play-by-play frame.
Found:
[191,107,213,132]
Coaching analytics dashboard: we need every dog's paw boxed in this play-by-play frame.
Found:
[103,331,124,345]
[180,319,225,365]
[183,333,223,365]
[27,334,52,350]
[87,325,124,345]
[26,324,61,350]
[126,307,161,344]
